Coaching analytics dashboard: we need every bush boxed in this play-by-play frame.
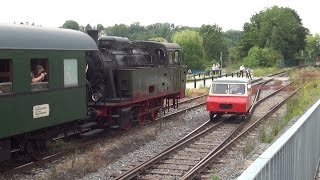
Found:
[243,46,283,67]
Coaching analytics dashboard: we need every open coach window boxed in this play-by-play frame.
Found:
[0,59,12,94]
[31,59,49,91]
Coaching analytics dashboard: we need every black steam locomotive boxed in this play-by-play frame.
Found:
[85,30,187,130]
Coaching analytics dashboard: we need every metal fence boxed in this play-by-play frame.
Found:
[237,98,320,180]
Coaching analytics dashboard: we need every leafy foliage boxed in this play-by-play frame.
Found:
[62,20,80,30]
[243,46,282,67]
[240,6,308,60]
[97,24,104,32]
[306,33,320,59]
[199,24,228,63]
[105,24,129,38]
[224,30,243,48]
[172,30,206,69]
[148,37,168,42]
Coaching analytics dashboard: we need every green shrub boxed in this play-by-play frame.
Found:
[243,46,282,68]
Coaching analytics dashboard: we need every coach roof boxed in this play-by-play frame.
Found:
[0,24,98,50]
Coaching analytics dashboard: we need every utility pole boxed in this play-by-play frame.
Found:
[220,51,222,69]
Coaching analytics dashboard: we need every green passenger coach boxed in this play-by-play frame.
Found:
[0,24,98,161]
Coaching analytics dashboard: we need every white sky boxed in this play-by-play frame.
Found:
[1,0,318,33]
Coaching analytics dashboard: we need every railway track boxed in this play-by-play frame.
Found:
[114,79,295,180]
[0,94,209,177]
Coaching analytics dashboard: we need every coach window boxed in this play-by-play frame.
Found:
[0,59,12,94]
[64,59,78,87]
[31,59,49,91]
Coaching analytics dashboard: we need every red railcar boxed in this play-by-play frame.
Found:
[206,77,252,120]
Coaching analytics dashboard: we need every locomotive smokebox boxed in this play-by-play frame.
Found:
[87,30,99,44]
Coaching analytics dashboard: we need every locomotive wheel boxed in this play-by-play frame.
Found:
[149,99,162,121]
[139,114,146,126]
[150,110,159,121]
[122,119,133,130]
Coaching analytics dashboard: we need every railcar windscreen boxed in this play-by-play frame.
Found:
[229,84,245,95]
[212,84,228,94]
[211,83,246,95]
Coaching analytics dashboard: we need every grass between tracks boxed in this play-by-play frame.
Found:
[185,86,209,97]
[47,144,104,180]
[253,67,279,77]
[259,67,320,143]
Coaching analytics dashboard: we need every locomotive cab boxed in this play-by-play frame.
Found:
[206,77,252,120]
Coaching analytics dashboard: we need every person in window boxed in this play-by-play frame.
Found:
[31,65,47,83]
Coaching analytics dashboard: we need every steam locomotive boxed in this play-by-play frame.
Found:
[85,31,187,130]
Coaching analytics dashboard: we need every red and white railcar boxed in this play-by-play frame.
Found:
[206,77,252,120]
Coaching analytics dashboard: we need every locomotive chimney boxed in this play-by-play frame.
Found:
[87,30,99,44]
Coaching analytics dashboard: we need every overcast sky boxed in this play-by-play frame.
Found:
[1,0,318,33]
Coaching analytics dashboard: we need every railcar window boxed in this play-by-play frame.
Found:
[0,59,12,94]
[229,84,245,95]
[212,84,228,94]
[31,59,49,91]
[64,59,78,87]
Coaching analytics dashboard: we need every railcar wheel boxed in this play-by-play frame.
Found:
[210,112,215,121]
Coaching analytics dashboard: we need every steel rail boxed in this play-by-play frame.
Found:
[181,88,300,180]
[114,117,225,180]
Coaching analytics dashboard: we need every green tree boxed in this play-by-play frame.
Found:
[172,30,206,69]
[243,46,283,67]
[105,24,129,37]
[149,37,168,42]
[306,33,320,59]
[224,30,243,48]
[62,20,80,30]
[228,47,242,66]
[199,24,228,63]
[97,24,104,32]
[128,22,147,40]
[240,6,308,61]
[146,23,174,41]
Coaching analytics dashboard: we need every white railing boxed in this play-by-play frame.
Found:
[238,98,320,180]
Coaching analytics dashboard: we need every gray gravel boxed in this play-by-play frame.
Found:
[81,106,209,180]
